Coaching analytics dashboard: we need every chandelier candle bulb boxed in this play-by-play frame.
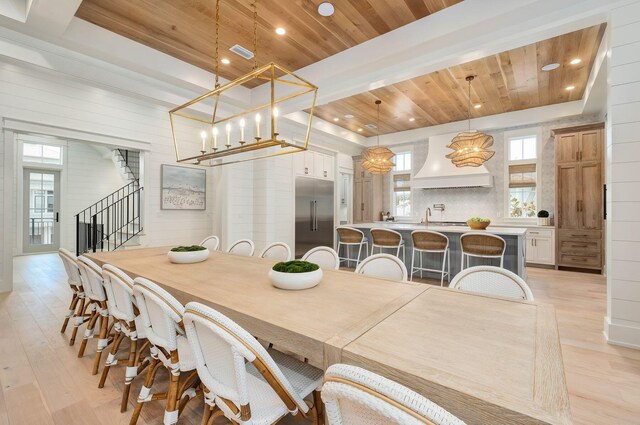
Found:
[255,113,261,139]
[273,107,279,136]
[211,126,218,150]
[239,118,245,143]
[225,123,231,148]
[200,131,207,152]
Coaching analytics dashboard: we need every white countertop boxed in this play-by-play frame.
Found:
[350,222,528,236]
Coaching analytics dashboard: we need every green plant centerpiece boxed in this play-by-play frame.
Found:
[168,245,209,264]
[467,217,491,230]
[170,245,207,252]
[269,260,323,290]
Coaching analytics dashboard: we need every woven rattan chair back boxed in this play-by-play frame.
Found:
[59,248,81,288]
[412,231,448,251]
[371,228,403,247]
[200,235,220,251]
[355,254,408,282]
[77,256,107,302]
[259,242,292,261]
[183,302,313,422]
[336,226,365,244]
[133,277,185,352]
[450,266,534,300]
[302,246,340,270]
[102,264,136,323]
[227,239,255,257]
[460,233,505,257]
[322,364,466,425]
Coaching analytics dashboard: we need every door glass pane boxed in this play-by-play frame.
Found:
[28,172,55,246]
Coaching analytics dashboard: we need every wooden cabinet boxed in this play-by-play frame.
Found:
[295,150,334,180]
[526,228,555,266]
[553,123,604,272]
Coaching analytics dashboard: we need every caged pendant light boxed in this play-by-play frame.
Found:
[361,100,395,174]
[169,0,318,167]
[446,75,495,167]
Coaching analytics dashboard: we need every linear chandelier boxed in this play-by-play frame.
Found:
[446,75,495,167]
[169,0,318,167]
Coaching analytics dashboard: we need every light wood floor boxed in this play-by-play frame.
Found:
[1,254,639,425]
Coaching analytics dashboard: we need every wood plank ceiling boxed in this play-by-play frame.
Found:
[75,0,462,88]
[311,24,606,136]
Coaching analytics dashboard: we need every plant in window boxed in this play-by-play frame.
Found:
[510,197,522,217]
[523,200,536,217]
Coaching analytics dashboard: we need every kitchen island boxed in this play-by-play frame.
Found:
[345,222,527,280]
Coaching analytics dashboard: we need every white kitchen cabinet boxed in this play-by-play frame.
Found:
[526,228,555,266]
[295,150,334,180]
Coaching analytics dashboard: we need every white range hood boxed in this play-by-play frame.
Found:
[412,132,493,189]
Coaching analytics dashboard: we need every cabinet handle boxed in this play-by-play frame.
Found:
[361,171,364,178]
[324,171,327,177]
[576,201,579,212]
[529,231,539,234]
[361,203,364,211]
[304,167,308,174]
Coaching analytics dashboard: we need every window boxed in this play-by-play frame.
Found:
[392,151,411,217]
[505,132,539,219]
[23,143,63,165]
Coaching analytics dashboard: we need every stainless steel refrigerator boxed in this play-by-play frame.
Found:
[295,177,335,258]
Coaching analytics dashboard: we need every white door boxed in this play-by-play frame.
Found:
[23,169,61,253]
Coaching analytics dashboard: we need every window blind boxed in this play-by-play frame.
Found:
[508,164,536,188]
[393,173,411,192]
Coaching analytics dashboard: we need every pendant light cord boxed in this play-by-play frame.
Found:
[467,77,471,132]
[214,0,220,88]
[252,0,258,70]
[376,100,382,147]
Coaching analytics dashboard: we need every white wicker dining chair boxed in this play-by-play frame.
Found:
[77,255,111,375]
[259,242,292,261]
[227,239,255,257]
[130,277,201,425]
[355,253,408,282]
[58,248,86,345]
[449,266,534,301]
[200,235,220,251]
[183,301,324,425]
[302,246,340,270]
[99,265,151,412]
[322,364,466,425]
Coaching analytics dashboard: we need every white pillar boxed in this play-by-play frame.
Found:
[605,0,640,349]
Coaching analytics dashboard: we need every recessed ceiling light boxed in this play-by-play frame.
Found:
[221,58,230,65]
[541,63,560,71]
[474,104,482,109]
[570,58,582,65]
[409,117,415,122]
[333,117,339,122]
[318,2,335,17]
[344,114,354,119]
[565,85,575,91]
[275,27,286,35]
[357,128,363,132]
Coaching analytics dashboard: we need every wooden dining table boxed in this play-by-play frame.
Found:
[86,247,570,425]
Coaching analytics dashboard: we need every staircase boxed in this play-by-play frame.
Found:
[75,149,144,256]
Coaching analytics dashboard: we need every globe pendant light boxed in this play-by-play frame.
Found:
[446,76,495,167]
[361,100,395,174]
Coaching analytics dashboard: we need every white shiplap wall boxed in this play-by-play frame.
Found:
[605,0,640,349]
[0,59,215,258]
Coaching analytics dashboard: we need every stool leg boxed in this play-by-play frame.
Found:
[440,250,446,286]
[356,243,363,267]
[410,249,415,282]
[447,249,451,284]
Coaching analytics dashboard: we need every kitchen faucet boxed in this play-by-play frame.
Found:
[425,207,431,225]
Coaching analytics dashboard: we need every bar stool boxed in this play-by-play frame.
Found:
[371,228,405,261]
[410,230,450,285]
[460,232,506,270]
[336,226,368,268]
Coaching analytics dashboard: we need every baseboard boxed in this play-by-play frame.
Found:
[526,263,555,269]
[604,316,640,349]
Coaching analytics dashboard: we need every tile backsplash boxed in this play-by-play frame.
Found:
[384,114,601,223]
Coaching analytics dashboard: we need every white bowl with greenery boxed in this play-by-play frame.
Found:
[167,245,209,264]
[269,260,323,290]
[467,217,491,230]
